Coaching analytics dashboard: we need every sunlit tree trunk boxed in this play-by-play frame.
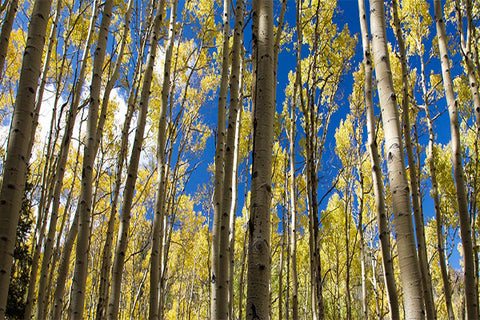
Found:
[139,1,168,320]
[0,0,18,80]
[148,2,175,320]
[455,4,480,311]
[69,0,115,318]
[226,1,244,316]
[104,5,155,320]
[288,100,299,320]
[289,2,302,318]
[246,0,274,319]
[0,0,53,316]
[359,0,399,317]
[391,1,436,318]
[454,0,480,132]
[421,64,455,320]
[51,108,87,320]
[211,0,229,317]
[30,2,101,320]
[370,0,424,318]
[94,1,135,319]
[433,1,479,318]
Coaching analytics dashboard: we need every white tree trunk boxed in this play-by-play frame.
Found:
[369,0,424,318]
[0,0,19,80]
[391,1,436,318]
[69,1,115,318]
[358,0,400,316]
[433,0,479,318]
[246,0,275,319]
[0,0,53,316]
[211,0,229,317]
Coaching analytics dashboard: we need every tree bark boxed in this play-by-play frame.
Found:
[135,2,168,320]
[0,0,18,80]
[94,1,136,319]
[391,1,436,318]
[246,1,275,319]
[69,0,115,318]
[0,0,53,316]
[433,0,479,318]
[211,0,229,317]
[226,2,244,315]
[358,0,399,317]
[370,0,424,318]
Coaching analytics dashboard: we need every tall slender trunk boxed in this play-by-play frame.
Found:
[227,6,244,312]
[433,1,479,318]
[127,2,166,320]
[69,0,115,318]
[391,1,436,318]
[94,3,137,319]
[246,0,274,319]
[0,0,53,316]
[357,0,400,318]
[455,5,480,314]
[220,0,244,317]
[370,0,424,318]
[288,100,299,320]
[0,0,18,80]
[416,42,456,318]
[357,145,368,319]
[289,3,302,316]
[211,0,229,317]
[454,0,480,133]
[50,108,86,320]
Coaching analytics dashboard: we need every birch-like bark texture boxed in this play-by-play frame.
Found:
[423,81,456,320]
[454,0,480,132]
[137,2,168,320]
[102,3,147,320]
[94,1,135,319]
[289,2,302,318]
[0,0,53,316]
[246,0,274,319]
[105,2,162,314]
[211,0,229,317]
[51,112,87,320]
[225,0,244,317]
[147,2,173,320]
[0,0,18,80]
[69,0,114,318]
[433,0,479,318]
[369,0,424,318]
[391,1,436,318]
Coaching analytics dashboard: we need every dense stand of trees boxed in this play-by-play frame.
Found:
[1,0,480,319]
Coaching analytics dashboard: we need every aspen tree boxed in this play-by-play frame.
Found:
[147,2,177,320]
[0,0,18,80]
[94,2,137,319]
[391,1,436,318]
[69,0,115,318]
[51,107,87,320]
[211,0,229,317]
[454,0,480,133]
[433,0,478,318]
[131,1,168,320]
[289,2,303,319]
[246,0,275,319]
[369,0,424,318]
[29,2,100,320]
[422,81,456,319]
[0,0,53,316]
[454,3,480,304]
[225,0,244,317]
[104,0,167,313]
